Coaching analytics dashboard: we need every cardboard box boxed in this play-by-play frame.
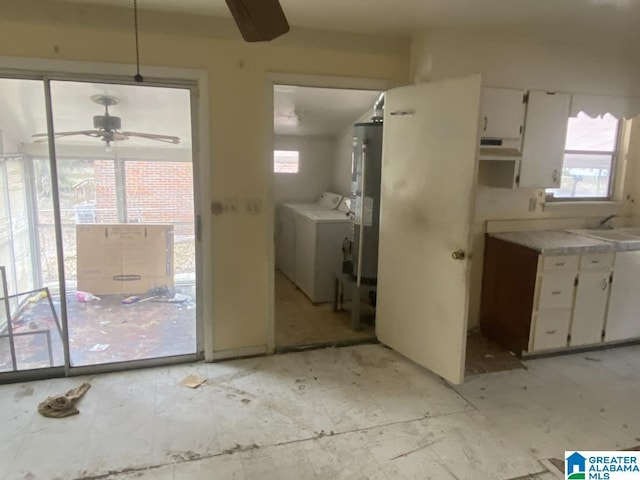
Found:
[76,224,174,295]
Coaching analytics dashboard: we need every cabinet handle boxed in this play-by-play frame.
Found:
[551,290,562,295]
[546,329,557,334]
[554,262,565,266]
[483,116,488,132]
[591,260,600,264]
[552,169,559,182]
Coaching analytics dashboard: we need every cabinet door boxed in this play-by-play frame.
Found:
[570,272,609,346]
[532,309,571,351]
[605,251,640,342]
[519,91,571,188]
[537,272,576,310]
[480,88,526,140]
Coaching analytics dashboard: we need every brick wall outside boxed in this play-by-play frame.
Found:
[93,160,194,237]
[94,160,118,223]
[124,161,194,237]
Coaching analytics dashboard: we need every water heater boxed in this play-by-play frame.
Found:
[349,121,383,284]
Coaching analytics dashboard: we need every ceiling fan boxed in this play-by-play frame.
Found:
[225,0,290,42]
[32,95,180,147]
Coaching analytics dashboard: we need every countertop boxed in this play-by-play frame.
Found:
[489,230,616,255]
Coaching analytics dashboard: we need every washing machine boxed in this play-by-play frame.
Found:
[277,192,344,282]
[294,208,351,303]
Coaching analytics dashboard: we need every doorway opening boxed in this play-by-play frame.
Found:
[0,76,199,377]
[272,84,381,350]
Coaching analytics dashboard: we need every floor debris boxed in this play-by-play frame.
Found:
[37,382,92,418]
[180,374,207,388]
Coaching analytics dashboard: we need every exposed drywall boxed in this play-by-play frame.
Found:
[273,135,336,206]
[411,29,640,329]
[0,1,409,356]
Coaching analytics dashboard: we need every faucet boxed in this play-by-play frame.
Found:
[596,214,616,229]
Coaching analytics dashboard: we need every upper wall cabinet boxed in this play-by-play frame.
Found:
[480,87,526,141]
[519,91,571,188]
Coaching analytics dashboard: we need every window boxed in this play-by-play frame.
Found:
[547,112,620,200]
[274,150,299,174]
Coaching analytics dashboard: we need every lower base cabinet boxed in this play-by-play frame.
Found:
[481,236,616,355]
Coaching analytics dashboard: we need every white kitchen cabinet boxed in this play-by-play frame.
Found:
[605,250,640,342]
[570,252,613,346]
[533,309,572,351]
[480,87,526,140]
[519,91,571,188]
[529,256,576,352]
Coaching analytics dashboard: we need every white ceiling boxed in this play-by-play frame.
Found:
[273,86,381,137]
[40,0,640,50]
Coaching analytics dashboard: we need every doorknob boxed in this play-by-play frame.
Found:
[451,250,466,260]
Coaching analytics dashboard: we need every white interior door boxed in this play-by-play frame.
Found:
[376,75,482,385]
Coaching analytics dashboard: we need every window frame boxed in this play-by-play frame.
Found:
[273,149,300,174]
[546,115,624,202]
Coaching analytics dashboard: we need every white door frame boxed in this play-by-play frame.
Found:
[265,73,392,352]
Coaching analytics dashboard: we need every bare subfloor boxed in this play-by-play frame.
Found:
[275,271,375,348]
[2,343,639,479]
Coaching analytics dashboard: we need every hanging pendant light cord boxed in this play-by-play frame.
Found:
[133,0,143,83]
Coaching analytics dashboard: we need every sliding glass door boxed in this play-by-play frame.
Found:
[0,78,65,375]
[0,75,199,380]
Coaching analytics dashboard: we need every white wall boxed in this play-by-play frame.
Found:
[411,29,640,328]
[273,135,336,205]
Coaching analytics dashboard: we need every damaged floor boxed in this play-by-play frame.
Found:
[0,286,196,371]
[2,343,639,479]
[275,271,375,348]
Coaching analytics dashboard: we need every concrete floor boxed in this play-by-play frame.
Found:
[1,343,639,479]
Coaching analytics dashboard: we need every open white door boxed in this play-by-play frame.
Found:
[376,74,482,385]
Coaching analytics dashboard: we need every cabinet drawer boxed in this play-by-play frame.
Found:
[537,272,576,310]
[579,252,613,271]
[542,255,579,273]
[532,309,571,351]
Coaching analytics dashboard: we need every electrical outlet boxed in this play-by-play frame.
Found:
[528,198,537,212]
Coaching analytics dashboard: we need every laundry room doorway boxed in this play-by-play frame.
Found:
[270,82,384,351]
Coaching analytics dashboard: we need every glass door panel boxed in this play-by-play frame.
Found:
[0,78,65,373]
[49,80,196,367]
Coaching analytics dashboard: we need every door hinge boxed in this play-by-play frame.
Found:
[567,333,571,342]
[601,329,606,339]
[523,92,529,103]
[574,276,579,287]
[609,272,613,283]
[196,214,202,242]
[519,125,523,134]
[515,175,520,185]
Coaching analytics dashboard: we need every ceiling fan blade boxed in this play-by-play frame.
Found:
[121,132,180,144]
[225,0,290,42]
[31,130,104,142]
